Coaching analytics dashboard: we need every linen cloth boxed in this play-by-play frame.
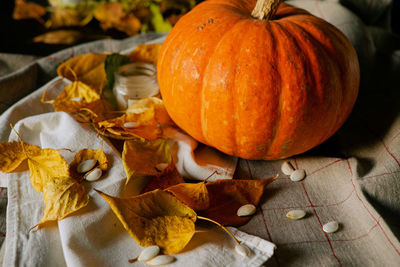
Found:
[1,0,400,266]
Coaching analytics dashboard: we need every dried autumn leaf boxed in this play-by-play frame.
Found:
[44,81,101,114]
[129,43,162,65]
[140,162,184,194]
[13,0,46,22]
[26,146,70,192]
[69,148,108,181]
[166,182,210,211]
[57,53,107,91]
[38,176,89,228]
[94,3,141,36]
[0,141,40,173]
[96,189,196,254]
[122,139,176,194]
[199,177,278,226]
[97,97,173,140]
[45,6,93,28]
[33,30,83,45]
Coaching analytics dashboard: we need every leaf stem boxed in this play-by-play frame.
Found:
[197,216,240,245]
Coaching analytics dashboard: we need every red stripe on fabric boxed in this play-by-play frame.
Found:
[307,159,344,177]
[301,182,342,266]
[359,170,400,181]
[246,160,280,266]
[347,159,400,256]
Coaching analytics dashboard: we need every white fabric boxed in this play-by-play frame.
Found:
[0,78,274,266]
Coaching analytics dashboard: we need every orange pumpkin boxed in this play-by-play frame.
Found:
[157,0,360,160]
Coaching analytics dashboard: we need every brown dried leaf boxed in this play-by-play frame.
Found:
[166,182,210,211]
[96,189,196,254]
[94,3,141,36]
[13,0,46,22]
[198,177,278,226]
[33,30,83,45]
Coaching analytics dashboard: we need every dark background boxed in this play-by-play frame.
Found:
[0,0,399,56]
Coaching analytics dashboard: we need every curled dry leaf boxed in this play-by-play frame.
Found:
[166,182,210,211]
[38,176,89,228]
[13,0,46,22]
[198,176,278,226]
[97,97,173,140]
[96,189,196,254]
[94,3,141,36]
[129,43,162,65]
[57,53,107,92]
[69,148,108,182]
[33,30,84,45]
[122,139,183,195]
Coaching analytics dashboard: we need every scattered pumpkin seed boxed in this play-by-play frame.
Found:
[281,161,295,175]
[323,221,339,233]
[77,159,97,173]
[235,243,251,257]
[123,122,140,128]
[237,204,256,217]
[71,97,82,102]
[84,167,102,181]
[146,255,175,266]
[155,163,169,172]
[139,245,160,262]
[290,169,306,182]
[286,209,306,220]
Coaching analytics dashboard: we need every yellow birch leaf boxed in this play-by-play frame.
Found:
[26,147,70,192]
[69,148,108,181]
[166,182,210,211]
[0,142,40,173]
[57,53,107,91]
[129,43,162,65]
[38,176,89,228]
[96,189,196,254]
[51,81,101,113]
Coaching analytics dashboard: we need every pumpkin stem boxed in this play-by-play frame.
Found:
[251,0,282,20]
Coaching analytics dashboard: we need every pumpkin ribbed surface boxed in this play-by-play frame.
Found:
[157,0,359,160]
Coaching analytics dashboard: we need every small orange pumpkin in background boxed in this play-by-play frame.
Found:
[157,0,360,160]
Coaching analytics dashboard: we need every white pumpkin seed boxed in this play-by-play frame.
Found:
[84,167,102,181]
[290,169,306,182]
[77,159,97,173]
[123,122,140,128]
[237,204,256,217]
[146,255,175,266]
[138,245,160,262]
[323,221,339,233]
[71,97,82,102]
[235,243,251,257]
[281,161,295,175]
[155,163,169,172]
[286,209,306,220]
